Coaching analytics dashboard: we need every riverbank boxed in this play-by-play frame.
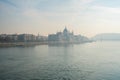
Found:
[0,42,48,47]
[0,41,93,47]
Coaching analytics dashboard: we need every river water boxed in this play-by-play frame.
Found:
[0,41,120,80]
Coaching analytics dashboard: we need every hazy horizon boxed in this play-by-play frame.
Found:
[1,0,120,37]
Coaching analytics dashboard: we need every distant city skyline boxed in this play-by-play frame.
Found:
[1,0,120,38]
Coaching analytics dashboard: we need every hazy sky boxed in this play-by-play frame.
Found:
[0,0,120,37]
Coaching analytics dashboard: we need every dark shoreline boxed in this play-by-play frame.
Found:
[0,41,93,47]
[0,42,48,47]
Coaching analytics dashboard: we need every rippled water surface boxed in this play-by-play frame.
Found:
[0,41,120,80]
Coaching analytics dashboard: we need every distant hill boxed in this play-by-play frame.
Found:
[92,33,120,41]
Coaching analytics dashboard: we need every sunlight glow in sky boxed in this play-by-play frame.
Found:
[1,0,120,37]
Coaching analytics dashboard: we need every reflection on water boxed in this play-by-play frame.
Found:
[48,43,74,47]
[0,41,120,80]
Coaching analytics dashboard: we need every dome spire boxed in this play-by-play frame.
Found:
[63,26,68,32]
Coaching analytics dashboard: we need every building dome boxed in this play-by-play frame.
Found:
[63,27,68,33]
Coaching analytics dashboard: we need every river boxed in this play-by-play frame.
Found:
[0,41,120,80]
